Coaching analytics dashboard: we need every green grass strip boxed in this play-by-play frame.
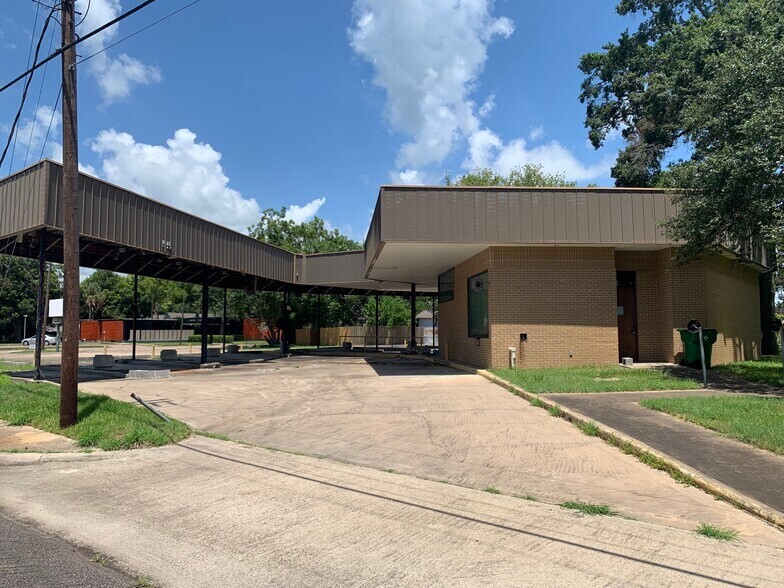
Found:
[490,365,699,394]
[641,395,784,455]
[713,356,784,387]
[0,374,189,450]
[559,500,618,516]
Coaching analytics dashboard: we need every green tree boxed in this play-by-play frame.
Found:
[581,1,783,235]
[0,256,62,341]
[248,207,360,254]
[445,164,578,187]
[362,296,435,328]
[579,0,783,351]
[243,207,365,330]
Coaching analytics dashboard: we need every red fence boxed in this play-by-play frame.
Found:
[80,320,124,342]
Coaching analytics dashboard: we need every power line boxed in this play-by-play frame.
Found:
[10,0,43,173]
[0,6,56,171]
[0,0,162,97]
[0,82,61,304]
[24,22,58,167]
[76,0,204,66]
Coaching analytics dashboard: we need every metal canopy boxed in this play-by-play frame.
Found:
[0,160,427,295]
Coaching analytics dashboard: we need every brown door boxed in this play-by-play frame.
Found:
[616,271,638,361]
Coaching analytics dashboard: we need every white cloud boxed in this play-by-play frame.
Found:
[12,105,62,165]
[349,0,611,184]
[88,128,262,232]
[349,0,513,170]
[489,136,615,182]
[528,126,545,142]
[478,94,496,118]
[285,197,326,223]
[395,169,422,185]
[76,0,161,104]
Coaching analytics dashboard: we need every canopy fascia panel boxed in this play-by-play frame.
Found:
[0,161,425,294]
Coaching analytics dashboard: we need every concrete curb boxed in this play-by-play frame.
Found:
[475,369,784,533]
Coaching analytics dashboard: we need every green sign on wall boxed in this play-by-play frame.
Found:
[467,271,488,338]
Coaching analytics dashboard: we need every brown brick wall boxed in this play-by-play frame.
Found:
[438,249,492,367]
[439,246,761,369]
[704,255,761,364]
[652,251,759,364]
[616,251,675,362]
[489,247,617,368]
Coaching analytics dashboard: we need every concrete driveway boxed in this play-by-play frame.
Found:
[4,436,784,588]
[82,354,784,545]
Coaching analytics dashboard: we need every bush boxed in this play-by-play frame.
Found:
[187,335,238,343]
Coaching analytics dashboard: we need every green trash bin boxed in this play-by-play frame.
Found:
[677,328,718,369]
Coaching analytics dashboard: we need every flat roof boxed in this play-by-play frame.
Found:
[0,160,425,294]
[7,160,750,293]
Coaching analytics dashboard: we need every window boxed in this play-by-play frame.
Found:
[438,268,455,303]
[467,271,488,338]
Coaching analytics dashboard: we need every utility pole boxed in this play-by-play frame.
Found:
[59,0,79,428]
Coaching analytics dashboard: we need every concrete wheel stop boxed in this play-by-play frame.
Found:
[126,369,171,380]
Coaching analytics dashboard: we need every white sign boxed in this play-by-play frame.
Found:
[49,298,63,318]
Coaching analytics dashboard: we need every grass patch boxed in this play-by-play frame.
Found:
[0,374,189,450]
[91,553,110,566]
[491,366,699,393]
[576,420,600,437]
[483,486,502,494]
[640,395,784,455]
[548,404,564,417]
[695,522,740,542]
[713,356,784,387]
[193,429,230,441]
[0,361,35,373]
[559,500,618,516]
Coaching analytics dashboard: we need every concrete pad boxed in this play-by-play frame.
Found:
[81,356,784,546]
[2,436,784,588]
[0,420,78,452]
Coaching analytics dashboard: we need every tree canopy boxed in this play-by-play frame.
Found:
[0,256,62,342]
[445,164,578,187]
[248,207,361,254]
[579,0,783,258]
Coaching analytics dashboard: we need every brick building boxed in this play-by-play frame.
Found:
[364,186,765,369]
[0,161,766,369]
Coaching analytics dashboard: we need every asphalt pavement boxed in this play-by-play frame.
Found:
[0,511,135,588]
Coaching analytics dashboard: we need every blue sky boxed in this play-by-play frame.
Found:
[0,0,637,241]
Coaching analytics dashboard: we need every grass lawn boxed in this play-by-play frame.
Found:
[490,366,700,393]
[0,373,190,450]
[640,395,784,455]
[0,361,35,372]
[712,356,784,387]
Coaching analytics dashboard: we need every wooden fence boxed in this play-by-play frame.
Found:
[295,326,437,347]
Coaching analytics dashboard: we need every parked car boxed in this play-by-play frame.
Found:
[21,333,57,347]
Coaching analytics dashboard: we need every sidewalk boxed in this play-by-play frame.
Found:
[544,388,784,516]
[2,436,784,588]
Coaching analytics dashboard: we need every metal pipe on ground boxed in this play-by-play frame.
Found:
[130,393,171,423]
